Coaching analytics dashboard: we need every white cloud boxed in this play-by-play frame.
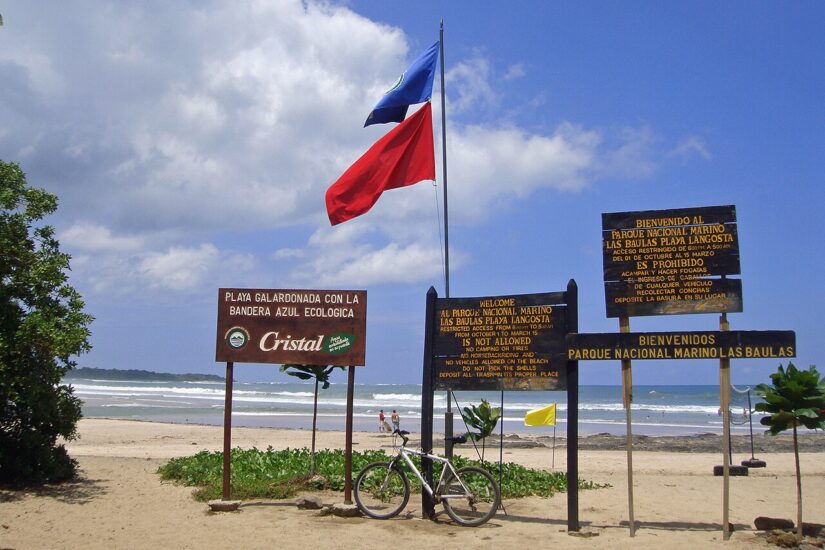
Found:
[61,222,145,252]
[292,240,461,287]
[0,1,671,295]
[447,57,499,114]
[504,63,526,80]
[669,135,712,161]
[138,244,221,291]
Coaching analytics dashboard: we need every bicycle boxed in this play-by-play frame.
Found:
[354,429,500,526]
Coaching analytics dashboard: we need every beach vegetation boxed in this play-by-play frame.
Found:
[755,362,825,539]
[0,161,93,485]
[279,364,344,475]
[157,446,606,502]
[460,398,501,463]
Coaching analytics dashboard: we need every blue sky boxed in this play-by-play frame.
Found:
[1,2,822,385]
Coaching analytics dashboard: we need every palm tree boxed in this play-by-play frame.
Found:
[280,364,344,475]
[461,399,502,464]
[755,362,825,539]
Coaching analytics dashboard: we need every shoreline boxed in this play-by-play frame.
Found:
[2,418,823,549]
[75,416,823,454]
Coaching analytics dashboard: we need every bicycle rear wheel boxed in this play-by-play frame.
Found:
[441,466,500,526]
[354,461,410,519]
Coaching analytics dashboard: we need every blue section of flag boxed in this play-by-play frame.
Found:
[364,41,439,127]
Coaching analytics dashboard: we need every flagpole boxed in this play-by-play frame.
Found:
[440,20,450,298]
[439,19,455,459]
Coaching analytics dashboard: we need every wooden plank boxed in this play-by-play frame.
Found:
[605,278,743,318]
[602,225,741,281]
[602,205,736,231]
[566,330,796,361]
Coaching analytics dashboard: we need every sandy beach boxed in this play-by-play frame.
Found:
[1,418,823,549]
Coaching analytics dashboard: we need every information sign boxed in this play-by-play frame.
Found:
[567,330,796,361]
[433,292,568,390]
[215,288,367,366]
[602,205,742,317]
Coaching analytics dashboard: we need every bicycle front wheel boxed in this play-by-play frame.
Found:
[354,461,410,519]
[441,466,500,526]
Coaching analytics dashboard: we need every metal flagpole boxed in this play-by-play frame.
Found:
[440,19,455,460]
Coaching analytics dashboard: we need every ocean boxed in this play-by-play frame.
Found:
[66,377,767,437]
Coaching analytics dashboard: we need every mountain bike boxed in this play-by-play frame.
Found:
[354,429,500,526]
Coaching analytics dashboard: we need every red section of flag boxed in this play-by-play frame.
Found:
[326,102,434,225]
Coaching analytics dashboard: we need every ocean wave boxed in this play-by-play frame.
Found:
[372,393,421,401]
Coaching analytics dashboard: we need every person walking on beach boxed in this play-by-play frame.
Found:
[378,410,386,432]
[391,410,400,432]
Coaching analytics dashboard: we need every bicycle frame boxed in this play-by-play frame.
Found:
[390,446,469,501]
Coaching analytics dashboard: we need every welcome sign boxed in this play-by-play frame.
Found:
[215,288,367,366]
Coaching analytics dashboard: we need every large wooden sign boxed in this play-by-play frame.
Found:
[602,205,743,317]
[432,292,569,391]
[215,288,367,366]
[567,330,796,361]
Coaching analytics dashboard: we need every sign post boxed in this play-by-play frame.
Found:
[422,283,578,529]
[215,288,367,502]
[222,361,234,500]
[619,316,635,536]
[719,313,732,540]
[601,205,743,537]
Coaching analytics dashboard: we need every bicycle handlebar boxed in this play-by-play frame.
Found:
[394,429,410,446]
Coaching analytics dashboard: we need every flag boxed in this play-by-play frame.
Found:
[326,102,435,225]
[364,41,439,126]
[524,404,557,427]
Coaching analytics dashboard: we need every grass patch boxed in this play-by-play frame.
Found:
[158,447,608,501]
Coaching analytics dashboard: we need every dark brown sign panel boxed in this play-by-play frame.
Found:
[433,292,568,391]
[602,205,743,317]
[566,330,796,361]
[215,288,367,366]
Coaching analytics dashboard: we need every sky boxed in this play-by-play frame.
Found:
[1,1,823,386]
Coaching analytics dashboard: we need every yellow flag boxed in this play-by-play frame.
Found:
[524,404,556,427]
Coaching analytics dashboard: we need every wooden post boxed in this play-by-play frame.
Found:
[620,316,635,537]
[344,365,355,504]
[420,287,437,519]
[565,279,579,532]
[222,361,234,500]
[720,313,731,540]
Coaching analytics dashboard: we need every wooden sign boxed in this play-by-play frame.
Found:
[432,292,568,391]
[215,288,367,366]
[567,330,796,361]
[602,205,743,317]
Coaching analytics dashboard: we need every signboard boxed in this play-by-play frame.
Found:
[433,292,568,391]
[215,288,367,366]
[567,330,796,361]
[602,205,743,317]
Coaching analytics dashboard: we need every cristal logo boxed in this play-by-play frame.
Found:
[259,332,324,352]
[225,327,250,350]
[258,332,356,355]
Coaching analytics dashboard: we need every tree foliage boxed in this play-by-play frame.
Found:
[0,161,93,484]
[755,362,825,538]
[461,399,502,463]
[755,363,825,435]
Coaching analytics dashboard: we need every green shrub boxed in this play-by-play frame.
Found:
[158,446,607,501]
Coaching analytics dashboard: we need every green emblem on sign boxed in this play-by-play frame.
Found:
[324,333,356,355]
[225,326,250,350]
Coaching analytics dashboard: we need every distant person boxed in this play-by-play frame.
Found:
[391,410,400,432]
[378,410,385,432]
